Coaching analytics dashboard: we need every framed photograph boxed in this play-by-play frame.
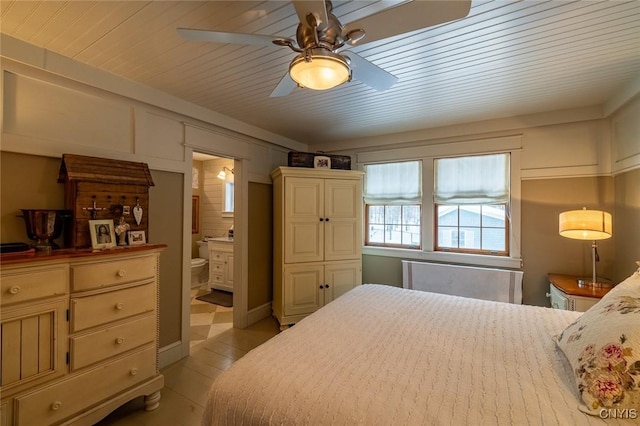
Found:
[314,155,331,169]
[192,195,200,234]
[89,219,116,249]
[128,230,146,246]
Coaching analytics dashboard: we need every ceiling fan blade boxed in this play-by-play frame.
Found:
[177,28,291,47]
[270,72,298,97]
[343,0,471,45]
[344,52,398,91]
[292,1,328,29]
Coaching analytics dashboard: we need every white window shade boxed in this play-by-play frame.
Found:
[435,154,509,204]
[364,161,422,204]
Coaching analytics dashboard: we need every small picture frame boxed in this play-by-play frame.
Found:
[89,219,116,249]
[314,156,331,169]
[128,230,146,246]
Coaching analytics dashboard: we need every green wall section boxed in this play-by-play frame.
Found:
[362,255,403,287]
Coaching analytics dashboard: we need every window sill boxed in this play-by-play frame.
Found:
[362,246,522,269]
[221,211,234,218]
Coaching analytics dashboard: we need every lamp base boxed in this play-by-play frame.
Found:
[576,278,614,288]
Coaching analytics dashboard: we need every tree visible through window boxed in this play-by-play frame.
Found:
[367,204,421,248]
[364,161,422,249]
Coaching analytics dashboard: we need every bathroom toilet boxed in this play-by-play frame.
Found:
[190,240,209,288]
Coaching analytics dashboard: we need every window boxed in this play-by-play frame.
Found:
[223,181,234,213]
[364,161,422,249]
[434,154,509,255]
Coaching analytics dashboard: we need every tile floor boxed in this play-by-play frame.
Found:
[96,286,280,426]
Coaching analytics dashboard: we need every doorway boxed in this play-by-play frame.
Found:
[190,153,236,347]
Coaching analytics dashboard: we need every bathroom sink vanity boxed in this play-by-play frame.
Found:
[207,238,233,292]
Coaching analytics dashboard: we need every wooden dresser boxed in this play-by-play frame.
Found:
[0,245,165,425]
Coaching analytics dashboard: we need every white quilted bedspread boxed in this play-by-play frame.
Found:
[202,284,626,425]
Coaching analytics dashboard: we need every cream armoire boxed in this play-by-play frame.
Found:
[271,166,363,329]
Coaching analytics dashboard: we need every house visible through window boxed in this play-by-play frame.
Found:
[364,161,422,249]
[434,153,509,255]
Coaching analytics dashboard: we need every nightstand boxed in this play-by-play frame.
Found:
[547,273,612,312]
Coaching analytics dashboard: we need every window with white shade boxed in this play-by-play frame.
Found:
[434,153,510,255]
[364,161,422,249]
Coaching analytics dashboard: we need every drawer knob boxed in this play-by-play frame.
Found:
[51,401,63,411]
[115,302,124,310]
[116,337,125,344]
[117,269,127,277]
[130,367,139,376]
[546,292,551,298]
[9,285,20,295]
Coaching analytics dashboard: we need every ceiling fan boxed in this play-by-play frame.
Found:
[177,1,471,97]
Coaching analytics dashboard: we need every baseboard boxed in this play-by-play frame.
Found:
[247,301,272,326]
[158,340,185,369]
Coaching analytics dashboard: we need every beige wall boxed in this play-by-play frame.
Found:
[521,176,615,306]
[247,182,273,310]
[0,152,184,347]
[201,158,234,239]
[614,168,640,280]
[148,169,184,347]
[1,152,65,246]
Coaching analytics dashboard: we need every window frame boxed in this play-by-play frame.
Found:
[358,136,522,269]
[434,203,510,256]
[365,203,422,249]
[221,180,234,217]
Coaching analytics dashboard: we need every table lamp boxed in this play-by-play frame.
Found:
[559,207,612,287]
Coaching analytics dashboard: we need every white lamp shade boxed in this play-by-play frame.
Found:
[559,209,612,240]
[289,50,350,90]
[217,170,226,180]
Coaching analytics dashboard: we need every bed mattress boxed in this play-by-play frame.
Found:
[202,284,626,425]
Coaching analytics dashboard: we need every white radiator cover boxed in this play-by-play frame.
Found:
[402,260,523,304]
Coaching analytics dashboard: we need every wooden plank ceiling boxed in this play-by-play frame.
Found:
[1,0,639,144]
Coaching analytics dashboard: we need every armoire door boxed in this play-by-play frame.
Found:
[324,179,361,261]
[284,177,324,264]
[283,264,323,316]
[323,261,362,304]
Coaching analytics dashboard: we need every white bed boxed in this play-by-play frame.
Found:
[202,284,632,425]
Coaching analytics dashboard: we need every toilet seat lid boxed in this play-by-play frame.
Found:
[191,258,207,267]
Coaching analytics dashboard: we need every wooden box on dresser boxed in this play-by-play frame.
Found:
[0,245,165,426]
[271,166,364,330]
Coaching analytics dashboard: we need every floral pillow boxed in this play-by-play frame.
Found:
[555,270,640,416]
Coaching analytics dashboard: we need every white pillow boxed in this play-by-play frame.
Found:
[555,270,640,416]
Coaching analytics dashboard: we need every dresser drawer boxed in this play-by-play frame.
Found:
[210,261,225,274]
[70,283,156,332]
[210,252,227,262]
[14,346,157,426]
[1,265,67,307]
[71,255,156,292]
[70,315,156,371]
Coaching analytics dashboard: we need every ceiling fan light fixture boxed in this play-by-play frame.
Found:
[289,49,350,90]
